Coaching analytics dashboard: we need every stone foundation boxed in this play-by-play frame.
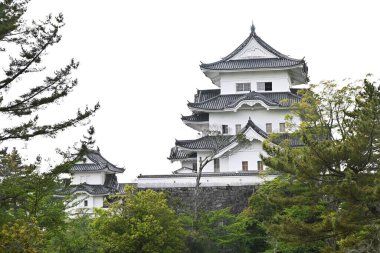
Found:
[140,185,259,214]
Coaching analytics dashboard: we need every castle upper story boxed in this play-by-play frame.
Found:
[199,24,308,95]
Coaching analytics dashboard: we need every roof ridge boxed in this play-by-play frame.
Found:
[253,34,303,61]
[84,149,125,173]
[200,27,304,67]
[243,118,268,138]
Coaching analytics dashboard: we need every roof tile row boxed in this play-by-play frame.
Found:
[188,91,301,111]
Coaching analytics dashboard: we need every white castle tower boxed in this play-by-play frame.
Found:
[65,149,125,215]
[137,24,308,188]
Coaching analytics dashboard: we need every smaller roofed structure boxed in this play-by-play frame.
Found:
[71,149,124,173]
[64,149,125,216]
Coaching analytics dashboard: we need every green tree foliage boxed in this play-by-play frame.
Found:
[0,0,99,145]
[0,219,44,253]
[0,148,66,228]
[44,215,100,253]
[0,1,100,251]
[249,77,380,252]
[93,186,186,253]
[181,208,267,253]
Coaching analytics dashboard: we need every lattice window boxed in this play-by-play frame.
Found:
[242,161,248,171]
[236,83,251,92]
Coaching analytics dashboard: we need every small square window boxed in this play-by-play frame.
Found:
[242,161,248,171]
[236,83,251,92]
[257,82,265,91]
[266,123,272,133]
[235,124,241,134]
[279,123,286,132]
[257,82,273,91]
[222,125,228,134]
[84,200,88,207]
[265,82,272,91]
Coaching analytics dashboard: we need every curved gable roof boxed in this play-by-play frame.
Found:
[200,25,308,83]
[71,149,125,173]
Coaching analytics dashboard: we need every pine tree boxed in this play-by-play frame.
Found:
[250,77,380,252]
[0,1,100,251]
[0,0,99,145]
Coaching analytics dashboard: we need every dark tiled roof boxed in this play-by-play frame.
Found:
[273,134,303,147]
[181,112,209,122]
[200,27,308,81]
[168,147,197,161]
[70,184,111,195]
[241,119,268,139]
[188,91,301,111]
[71,149,125,173]
[173,119,301,153]
[194,89,221,102]
[201,58,305,71]
[259,92,302,107]
[174,119,268,152]
[70,164,107,172]
[176,135,234,151]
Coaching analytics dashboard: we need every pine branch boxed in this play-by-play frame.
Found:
[0,103,99,142]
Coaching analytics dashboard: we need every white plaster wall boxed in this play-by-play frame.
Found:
[197,151,214,173]
[220,71,291,94]
[209,109,298,135]
[197,144,264,173]
[228,141,265,172]
[67,193,104,216]
[137,174,277,188]
[72,172,105,185]
[73,193,92,207]
[220,156,229,172]
[93,196,104,208]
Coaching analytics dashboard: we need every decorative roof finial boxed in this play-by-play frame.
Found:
[250,21,256,35]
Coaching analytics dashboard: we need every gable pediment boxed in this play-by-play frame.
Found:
[230,37,278,60]
[75,155,95,165]
[244,127,266,142]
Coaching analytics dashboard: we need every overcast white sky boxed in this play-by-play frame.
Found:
[8,0,380,182]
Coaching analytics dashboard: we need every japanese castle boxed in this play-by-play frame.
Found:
[137,24,308,188]
[66,149,125,215]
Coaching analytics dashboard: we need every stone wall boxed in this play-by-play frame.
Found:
[140,185,259,214]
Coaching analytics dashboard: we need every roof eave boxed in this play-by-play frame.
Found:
[188,105,290,113]
[168,157,197,162]
[182,120,209,124]
[201,63,305,73]
[74,191,109,196]
[176,146,213,152]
